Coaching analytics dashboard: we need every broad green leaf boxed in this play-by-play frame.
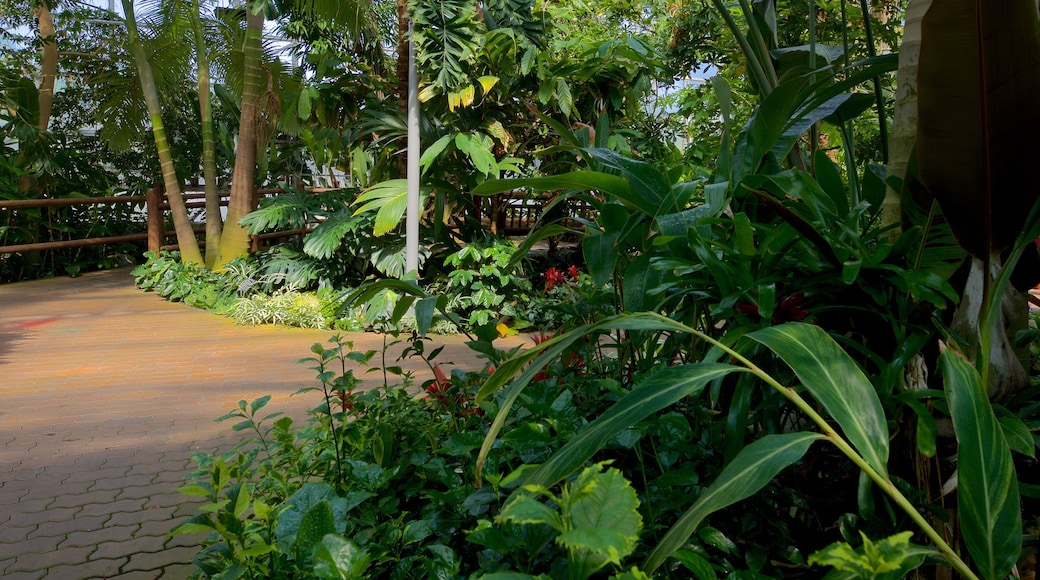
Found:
[276,483,350,545]
[622,253,663,312]
[998,414,1036,459]
[497,494,564,531]
[584,148,673,213]
[656,206,713,237]
[941,348,1021,579]
[557,79,573,117]
[671,549,718,580]
[249,394,271,415]
[473,172,657,215]
[562,466,642,567]
[295,500,336,563]
[353,179,418,236]
[170,514,216,536]
[312,534,371,579]
[177,484,212,498]
[297,87,312,119]
[520,364,741,490]
[420,135,454,175]
[229,482,251,519]
[413,296,440,337]
[303,211,362,259]
[583,231,618,286]
[917,0,1040,258]
[748,323,889,476]
[644,432,824,572]
[811,148,849,217]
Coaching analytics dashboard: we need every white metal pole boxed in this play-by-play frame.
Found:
[405,20,420,277]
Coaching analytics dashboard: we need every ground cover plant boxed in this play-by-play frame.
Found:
[10,0,1040,577]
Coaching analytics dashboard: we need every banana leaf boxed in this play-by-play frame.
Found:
[916,0,1040,259]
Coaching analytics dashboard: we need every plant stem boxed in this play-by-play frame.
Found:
[857,0,889,163]
[690,327,980,580]
[712,0,774,96]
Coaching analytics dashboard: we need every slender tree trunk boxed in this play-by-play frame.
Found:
[396,0,409,180]
[213,5,264,268]
[35,3,56,133]
[191,0,222,268]
[881,0,929,240]
[122,0,205,266]
[18,1,58,196]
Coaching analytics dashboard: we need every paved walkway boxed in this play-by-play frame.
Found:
[0,269,521,579]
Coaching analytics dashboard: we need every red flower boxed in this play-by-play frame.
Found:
[567,265,581,282]
[545,267,567,291]
[773,294,809,324]
[531,330,556,345]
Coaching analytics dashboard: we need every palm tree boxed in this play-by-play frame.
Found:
[190,0,223,268]
[16,0,58,197]
[121,0,205,266]
[212,3,264,269]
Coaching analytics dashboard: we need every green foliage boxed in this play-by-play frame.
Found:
[132,250,246,310]
[228,290,332,329]
[497,463,644,579]
[441,237,533,328]
[809,531,935,580]
[241,186,428,289]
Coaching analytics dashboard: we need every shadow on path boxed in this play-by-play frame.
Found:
[0,269,521,579]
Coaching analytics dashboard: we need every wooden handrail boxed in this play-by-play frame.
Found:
[0,185,559,257]
[0,195,147,209]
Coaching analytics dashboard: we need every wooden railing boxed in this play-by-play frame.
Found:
[0,186,303,257]
[0,187,584,257]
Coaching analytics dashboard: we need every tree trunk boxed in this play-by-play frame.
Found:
[952,258,1031,401]
[122,0,205,266]
[213,5,264,269]
[35,3,56,133]
[17,1,58,196]
[881,0,929,240]
[191,0,222,268]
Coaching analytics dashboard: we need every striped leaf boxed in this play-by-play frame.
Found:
[941,348,1021,579]
[519,363,743,490]
[748,323,889,477]
[644,432,824,572]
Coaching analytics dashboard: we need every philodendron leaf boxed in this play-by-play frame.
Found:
[941,348,1021,580]
[748,323,890,477]
[644,432,824,573]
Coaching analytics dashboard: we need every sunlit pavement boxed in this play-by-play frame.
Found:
[0,269,521,579]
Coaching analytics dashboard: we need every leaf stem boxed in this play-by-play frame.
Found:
[668,315,979,580]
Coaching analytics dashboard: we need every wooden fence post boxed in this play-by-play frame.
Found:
[146,183,164,253]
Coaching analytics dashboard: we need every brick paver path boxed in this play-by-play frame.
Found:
[0,269,518,579]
